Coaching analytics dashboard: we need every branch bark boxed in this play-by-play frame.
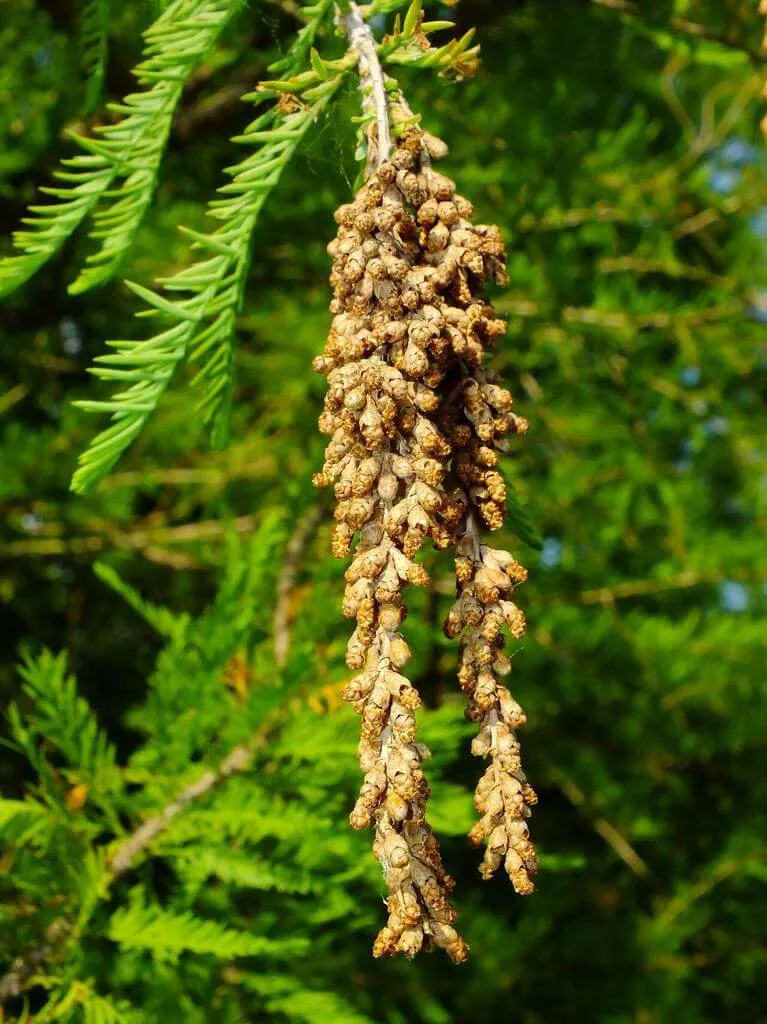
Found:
[588,0,767,64]
[273,503,323,667]
[581,569,767,606]
[552,772,650,878]
[336,2,392,169]
[0,719,273,1003]
[108,735,266,878]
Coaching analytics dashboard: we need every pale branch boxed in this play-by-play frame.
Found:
[109,736,266,878]
[0,919,71,1002]
[588,0,767,64]
[581,570,767,605]
[273,503,323,667]
[656,848,767,928]
[562,300,744,331]
[337,1,392,168]
[0,515,258,561]
[0,384,29,417]
[100,457,272,490]
[494,297,746,330]
[0,726,271,1005]
[552,772,650,878]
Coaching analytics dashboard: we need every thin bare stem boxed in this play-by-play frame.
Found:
[581,569,767,605]
[0,515,258,562]
[337,2,391,168]
[589,0,767,64]
[109,736,266,877]
[0,919,71,1002]
[552,772,650,878]
[0,725,271,1005]
[273,502,322,667]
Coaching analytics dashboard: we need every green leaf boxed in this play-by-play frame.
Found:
[108,899,309,961]
[94,562,187,638]
[175,849,315,894]
[15,649,122,808]
[0,0,237,301]
[71,74,345,493]
[0,797,54,848]
[310,47,329,80]
[403,0,422,37]
[82,993,132,1024]
[79,0,110,113]
[245,975,378,1024]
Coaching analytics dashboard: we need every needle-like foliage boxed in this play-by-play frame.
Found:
[69,85,346,494]
[79,0,110,113]
[0,0,238,300]
[69,1,345,494]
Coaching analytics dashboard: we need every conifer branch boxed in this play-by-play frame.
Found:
[273,503,323,667]
[71,0,238,294]
[337,2,392,168]
[0,724,272,1005]
[79,0,110,113]
[588,0,767,64]
[0,515,320,1003]
[71,1,345,493]
[0,0,236,300]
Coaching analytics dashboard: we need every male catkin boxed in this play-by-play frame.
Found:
[314,127,537,960]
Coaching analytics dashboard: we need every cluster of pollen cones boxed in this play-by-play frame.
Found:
[313,128,538,961]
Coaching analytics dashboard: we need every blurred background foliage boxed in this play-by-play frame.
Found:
[1,0,766,1021]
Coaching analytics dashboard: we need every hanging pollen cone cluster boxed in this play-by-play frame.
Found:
[313,126,537,960]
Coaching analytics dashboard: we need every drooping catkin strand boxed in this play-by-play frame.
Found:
[435,198,539,890]
[314,131,470,962]
[314,124,537,951]
[444,523,539,892]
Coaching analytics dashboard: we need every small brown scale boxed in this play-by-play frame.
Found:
[314,129,538,961]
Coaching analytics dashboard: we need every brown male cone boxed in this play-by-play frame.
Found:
[314,128,537,959]
[441,414,540,894]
